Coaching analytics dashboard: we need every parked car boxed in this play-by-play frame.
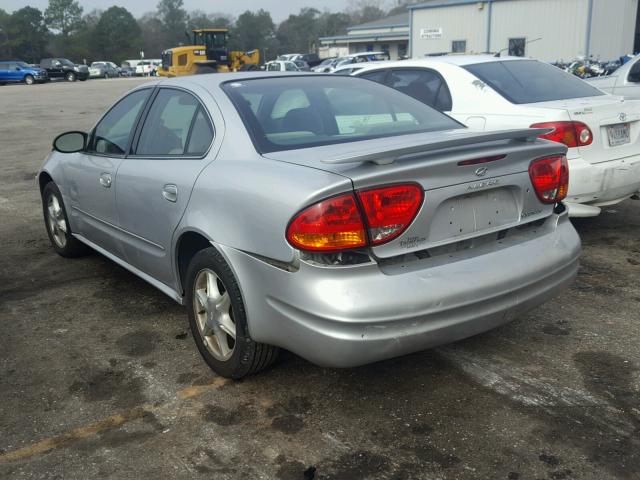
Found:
[587,55,640,98]
[328,51,390,72]
[0,60,48,85]
[293,60,310,71]
[39,58,89,82]
[119,66,135,77]
[311,57,337,73]
[38,73,580,378]
[331,63,375,76]
[135,60,160,76]
[264,61,299,72]
[89,61,119,79]
[355,56,640,217]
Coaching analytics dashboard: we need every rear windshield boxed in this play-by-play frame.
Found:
[222,76,462,153]
[464,60,605,104]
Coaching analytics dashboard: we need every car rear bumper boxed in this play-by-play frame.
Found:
[216,212,581,368]
[567,155,640,212]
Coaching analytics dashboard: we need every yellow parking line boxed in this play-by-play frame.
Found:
[0,377,231,465]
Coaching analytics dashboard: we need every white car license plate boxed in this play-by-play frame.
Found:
[607,123,630,147]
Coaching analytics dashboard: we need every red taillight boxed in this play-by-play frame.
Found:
[357,184,423,245]
[286,184,423,251]
[286,193,367,251]
[528,155,569,204]
[530,121,593,148]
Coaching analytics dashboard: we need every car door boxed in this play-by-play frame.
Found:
[115,86,217,287]
[0,63,12,82]
[64,88,152,257]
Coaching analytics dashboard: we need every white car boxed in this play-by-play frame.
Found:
[264,61,299,72]
[587,56,640,98]
[135,60,160,76]
[328,52,390,73]
[355,56,640,216]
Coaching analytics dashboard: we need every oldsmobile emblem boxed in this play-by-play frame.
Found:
[475,166,488,177]
[620,112,628,122]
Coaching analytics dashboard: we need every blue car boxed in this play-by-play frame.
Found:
[0,60,49,85]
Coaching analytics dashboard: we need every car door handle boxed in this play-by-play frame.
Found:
[162,184,178,202]
[99,172,112,188]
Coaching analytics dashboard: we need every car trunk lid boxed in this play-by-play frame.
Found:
[264,128,567,258]
[525,96,640,164]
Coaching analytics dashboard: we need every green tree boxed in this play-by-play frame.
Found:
[5,7,50,62]
[276,8,320,54]
[93,6,141,63]
[0,8,12,58]
[45,0,83,37]
[138,12,166,59]
[157,0,187,47]
[232,9,275,53]
[187,11,233,30]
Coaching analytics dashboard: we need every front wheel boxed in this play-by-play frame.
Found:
[65,72,76,82]
[185,247,279,378]
[24,74,34,85]
[42,182,90,257]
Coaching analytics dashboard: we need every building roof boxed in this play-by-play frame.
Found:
[347,12,410,31]
[408,0,517,9]
[319,31,409,44]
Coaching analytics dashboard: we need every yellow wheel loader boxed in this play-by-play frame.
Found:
[158,28,260,77]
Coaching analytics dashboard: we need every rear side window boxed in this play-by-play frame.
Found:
[388,68,452,112]
[222,76,462,153]
[359,69,388,84]
[88,89,150,155]
[136,89,213,156]
[464,60,605,104]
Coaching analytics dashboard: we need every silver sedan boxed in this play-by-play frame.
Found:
[38,73,581,378]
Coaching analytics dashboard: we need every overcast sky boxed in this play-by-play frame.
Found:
[0,0,354,21]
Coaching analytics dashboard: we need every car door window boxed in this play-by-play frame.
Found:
[136,89,205,156]
[88,89,150,155]
[359,69,388,84]
[388,68,453,112]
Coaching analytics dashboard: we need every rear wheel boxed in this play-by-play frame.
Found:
[42,182,90,257]
[24,75,34,85]
[185,247,279,378]
[65,71,76,82]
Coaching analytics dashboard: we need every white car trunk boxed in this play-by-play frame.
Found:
[524,96,640,164]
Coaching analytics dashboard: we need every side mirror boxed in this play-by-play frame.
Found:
[15,66,21,71]
[53,131,87,153]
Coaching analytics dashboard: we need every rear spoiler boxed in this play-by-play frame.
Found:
[321,128,553,165]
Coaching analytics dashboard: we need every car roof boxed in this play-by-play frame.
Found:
[355,55,533,72]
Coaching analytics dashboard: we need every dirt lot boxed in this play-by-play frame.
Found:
[0,78,639,480]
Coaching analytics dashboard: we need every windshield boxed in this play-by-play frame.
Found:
[222,76,462,153]
[91,62,105,67]
[60,59,75,67]
[16,62,29,68]
[464,60,605,104]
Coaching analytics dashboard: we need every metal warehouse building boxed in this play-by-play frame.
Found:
[409,0,640,62]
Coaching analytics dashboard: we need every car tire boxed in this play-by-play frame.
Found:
[24,74,35,85]
[185,247,279,379]
[65,72,76,82]
[42,182,91,258]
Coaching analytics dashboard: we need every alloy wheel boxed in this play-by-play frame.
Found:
[193,268,236,361]
[47,194,67,248]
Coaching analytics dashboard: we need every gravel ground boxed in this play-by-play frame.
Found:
[0,77,639,480]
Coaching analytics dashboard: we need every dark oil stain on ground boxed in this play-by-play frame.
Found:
[201,404,246,426]
[67,368,146,408]
[266,395,312,434]
[115,330,161,357]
